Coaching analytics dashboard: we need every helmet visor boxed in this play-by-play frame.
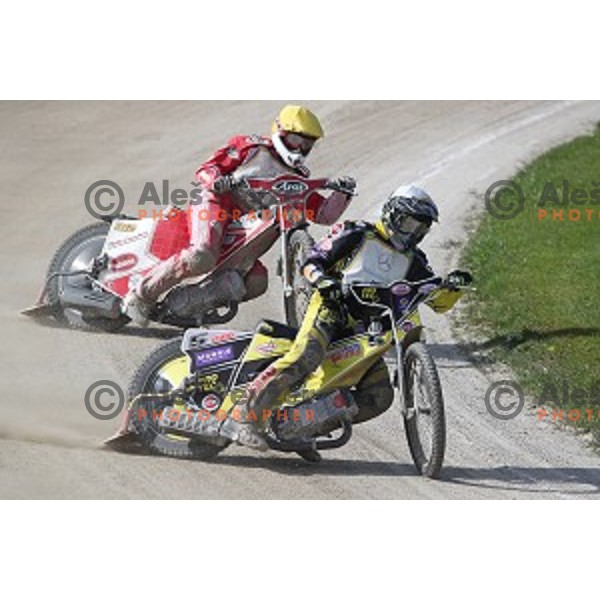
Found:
[282,132,317,155]
[387,215,432,250]
[395,214,432,237]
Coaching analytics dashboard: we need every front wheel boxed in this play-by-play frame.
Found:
[284,228,315,328]
[403,342,446,479]
[127,338,228,460]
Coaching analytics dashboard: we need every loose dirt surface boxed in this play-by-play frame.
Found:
[1,100,599,498]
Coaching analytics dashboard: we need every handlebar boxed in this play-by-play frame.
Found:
[239,174,331,196]
[347,275,473,322]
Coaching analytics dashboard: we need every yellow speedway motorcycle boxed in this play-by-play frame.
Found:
[109,275,468,478]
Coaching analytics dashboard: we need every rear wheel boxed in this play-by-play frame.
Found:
[128,338,228,460]
[403,342,446,479]
[284,229,315,328]
[46,222,128,332]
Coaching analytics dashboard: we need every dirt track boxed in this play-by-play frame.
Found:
[1,100,599,498]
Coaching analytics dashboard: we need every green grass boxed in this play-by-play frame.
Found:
[462,124,600,443]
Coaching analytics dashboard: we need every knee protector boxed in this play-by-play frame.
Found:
[184,246,218,276]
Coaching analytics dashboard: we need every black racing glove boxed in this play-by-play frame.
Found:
[315,276,348,323]
[212,175,247,194]
[315,276,344,304]
[445,269,473,289]
[327,176,357,196]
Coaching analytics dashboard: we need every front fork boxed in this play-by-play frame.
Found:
[393,325,426,419]
[279,222,309,307]
[280,227,293,302]
[390,322,408,417]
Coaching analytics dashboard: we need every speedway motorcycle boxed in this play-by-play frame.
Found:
[109,274,470,478]
[22,174,352,331]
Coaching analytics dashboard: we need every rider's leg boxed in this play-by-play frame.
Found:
[245,292,334,418]
[242,261,268,301]
[352,358,394,424]
[124,196,229,324]
[139,198,228,302]
[225,292,344,447]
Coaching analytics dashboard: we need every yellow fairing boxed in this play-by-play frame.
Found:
[303,332,392,397]
[217,297,426,414]
[243,333,293,362]
[300,309,422,398]
[426,288,464,313]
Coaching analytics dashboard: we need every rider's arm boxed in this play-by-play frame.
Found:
[408,249,464,313]
[306,177,355,226]
[194,135,259,190]
[302,221,366,282]
[306,191,353,226]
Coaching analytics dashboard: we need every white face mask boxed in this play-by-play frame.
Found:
[272,132,306,168]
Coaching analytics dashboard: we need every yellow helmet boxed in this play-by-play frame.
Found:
[272,105,324,139]
[271,105,323,167]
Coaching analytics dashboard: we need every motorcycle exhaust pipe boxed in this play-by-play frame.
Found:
[59,285,122,319]
[166,269,246,318]
[266,420,353,452]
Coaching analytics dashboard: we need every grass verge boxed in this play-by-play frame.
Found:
[462,123,600,444]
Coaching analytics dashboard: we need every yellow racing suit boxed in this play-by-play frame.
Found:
[243,220,463,425]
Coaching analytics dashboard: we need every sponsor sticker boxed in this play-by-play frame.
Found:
[113,221,137,233]
[201,394,220,412]
[392,283,412,296]
[106,231,149,250]
[211,331,236,344]
[329,222,344,236]
[378,254,392,272]
[110,253,138,272]
[395,297,411,310]
[256,341,277,355]
[360,287,378,301]
[329,342,362,366]
[273,180,309,195]
[194,345,234,368]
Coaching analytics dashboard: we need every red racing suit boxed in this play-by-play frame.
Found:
[138,135,351,302]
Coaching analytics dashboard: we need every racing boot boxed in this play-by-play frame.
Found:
[296,448,322,463]
[122,288,153,327]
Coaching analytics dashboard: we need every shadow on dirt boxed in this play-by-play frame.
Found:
[103,440,600,496]
[214,454,419,477]
[21,314,181,340]
[427,327,600,367]
[441,465,600,495]
[468,327,600,352]
[210,455,600,495]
